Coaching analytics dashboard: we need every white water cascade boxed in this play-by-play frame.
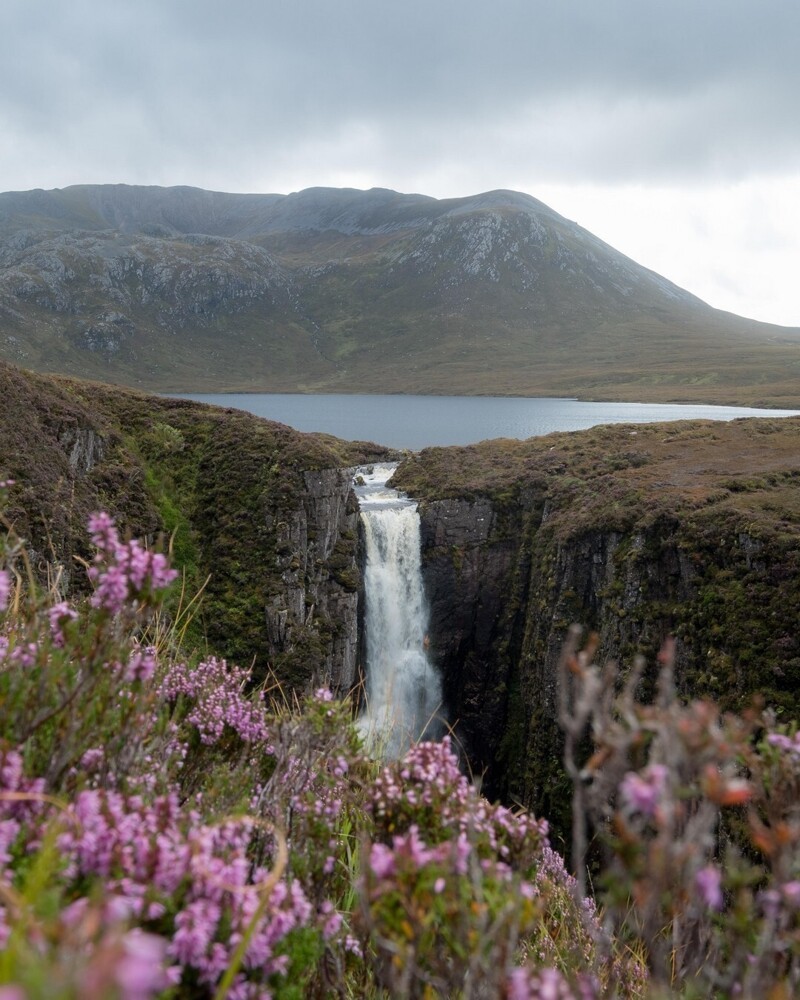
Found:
[354,464,443,758]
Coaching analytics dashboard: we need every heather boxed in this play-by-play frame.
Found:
[3,500,800,997]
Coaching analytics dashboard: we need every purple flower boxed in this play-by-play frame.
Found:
[115,930,169,1000]
[369,843,396,879]
[619,764,669,817]
[80,748,105,771]
[0,570,10,613]
[695,865,723,911]
[507,966,585,1000]
[0,987,27,1000]
[782,881,800,908]
[48,601,78,646]
[767,731,800,755]
[87,513,177,614]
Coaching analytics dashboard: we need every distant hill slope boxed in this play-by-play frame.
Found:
[1,184,799,405]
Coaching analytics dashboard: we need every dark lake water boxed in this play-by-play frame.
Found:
[166,393,800,451]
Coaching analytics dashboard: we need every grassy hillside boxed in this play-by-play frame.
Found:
[2,184,799,404]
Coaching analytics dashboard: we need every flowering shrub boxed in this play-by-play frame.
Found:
[3,497,800,997]
[359,737,646,998]
[559,629,800,997]
[87,511,178,616]
[0,509,330,997]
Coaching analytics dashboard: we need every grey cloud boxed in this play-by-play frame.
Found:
[2,0,799,189]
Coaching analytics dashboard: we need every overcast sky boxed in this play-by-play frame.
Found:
[2,0,798,326]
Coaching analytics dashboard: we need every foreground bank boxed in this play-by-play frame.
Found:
[4,495,800,996]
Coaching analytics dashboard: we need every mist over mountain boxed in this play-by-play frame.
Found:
[1,183,799,404]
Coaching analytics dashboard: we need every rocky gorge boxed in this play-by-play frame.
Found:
[4,359,800,838]
[396,420,800,830]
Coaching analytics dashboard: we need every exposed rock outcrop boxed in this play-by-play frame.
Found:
[418,497,521,776]
[266,469,361,692]
[4,183,800,405]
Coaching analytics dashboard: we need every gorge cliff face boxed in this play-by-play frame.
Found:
[417,497,522,782]
[266,468,361,692]
[397,418,800,825]
[0,361,387,690]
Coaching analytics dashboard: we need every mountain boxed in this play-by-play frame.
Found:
[2,183,799,404]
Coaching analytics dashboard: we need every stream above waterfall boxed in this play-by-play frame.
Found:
[354,464,443,758]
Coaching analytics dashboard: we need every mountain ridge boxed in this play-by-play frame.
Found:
[1,183,799,405]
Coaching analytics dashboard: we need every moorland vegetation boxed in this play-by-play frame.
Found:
[5,359,800,994]
[3,490,800,997]
[3,184,800,405]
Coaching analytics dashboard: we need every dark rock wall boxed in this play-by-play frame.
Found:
[266,468,361,692]
[417,491,800,834]
[418,497,523,782]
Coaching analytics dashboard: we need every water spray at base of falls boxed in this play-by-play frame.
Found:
[354,464,443,759]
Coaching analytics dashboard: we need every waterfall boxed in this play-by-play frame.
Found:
[354,464,442,758]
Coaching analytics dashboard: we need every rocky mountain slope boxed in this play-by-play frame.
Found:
[2,184,799,404]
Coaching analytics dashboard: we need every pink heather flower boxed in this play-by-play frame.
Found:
[767,732,800,755]
[369,843,396,879]
[314,686,333,702]
[48,600,78,646]
[158,657,270,745]
[695,865,724,911]
[0,987,27,1000]
[508,966,585,1000]
[619,764,669,818]
[115,930,170,1000]
[88,511,118,547]
[61,897,90,928]
[80,748,105,771]
[91,564,128,613]
[10,642,38,668]
[87,513,177,614]
[124,645,157,683]
[321,906,342,940]
[782,881,800,908]
[344,934,362,958]
[0,570,10,612]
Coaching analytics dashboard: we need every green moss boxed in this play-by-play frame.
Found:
[0,361,389,690]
